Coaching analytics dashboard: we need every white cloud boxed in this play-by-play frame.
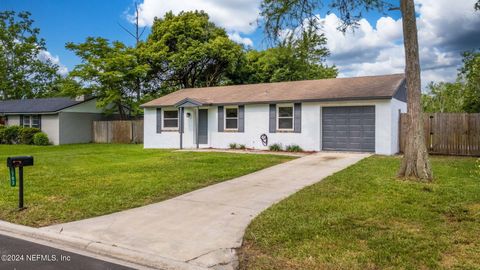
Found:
[38,50,69,76]
[129,0,479,89]
[131,0,261,46]
[228,32,253,47]
[417,0,480,50]
[320,0,480,89]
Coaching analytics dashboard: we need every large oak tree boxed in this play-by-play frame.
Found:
[144,11,244,91]
[260,0,434,180]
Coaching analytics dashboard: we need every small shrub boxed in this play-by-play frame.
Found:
[239,144,246,150]
[269,143,282,151]
[33,132,50,146]
[0,125,5,144]
[3,125,21,144]
[286,144,303,152]
[19,127,41,145]
[229,143,238,149]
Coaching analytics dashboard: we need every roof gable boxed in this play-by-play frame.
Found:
[174,98,205,107]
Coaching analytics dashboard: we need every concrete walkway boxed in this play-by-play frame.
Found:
[41,152,369,270]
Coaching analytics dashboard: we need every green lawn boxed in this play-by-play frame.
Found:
[0,144,293,227]
[240,156,480,270]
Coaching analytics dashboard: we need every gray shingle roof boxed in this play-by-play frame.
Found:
[0,97,91,114]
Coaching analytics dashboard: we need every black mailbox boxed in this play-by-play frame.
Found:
[7,156,34,168]
[6,156,34,210]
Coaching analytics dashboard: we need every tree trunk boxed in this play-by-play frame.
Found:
[397,0,433,181]
[136,77,141,102]
[118,103,126,120]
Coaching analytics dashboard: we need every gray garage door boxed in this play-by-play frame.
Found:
[322,106,375,152]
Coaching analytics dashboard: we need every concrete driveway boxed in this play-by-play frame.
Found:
[41,152,370,270]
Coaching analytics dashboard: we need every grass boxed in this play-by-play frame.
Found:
[240,156,480,270]
[0,144,293,227]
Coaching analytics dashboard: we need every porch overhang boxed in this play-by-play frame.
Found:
[174,98,206,108]
[174,98,207,151]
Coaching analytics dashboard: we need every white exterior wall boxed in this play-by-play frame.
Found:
[144,108,180,148]
[6,115,20,126]
[144,99,407,155]
[184,107,199,148]
[208,104,319,150]
[390,98,408,154]
[41,114,60,145]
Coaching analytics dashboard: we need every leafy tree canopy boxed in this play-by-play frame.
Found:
[423,51,480,113]
[459,51,480,112]
[144,11,244,91]
[0,11,62,100]
[422,82,466,113]
[65,37,150,118]
[229,24,337,84]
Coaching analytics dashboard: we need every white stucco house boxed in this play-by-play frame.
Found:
[0,97,105,145]
[142,74,407,155]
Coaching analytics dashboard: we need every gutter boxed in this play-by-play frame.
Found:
[0,112,59,115]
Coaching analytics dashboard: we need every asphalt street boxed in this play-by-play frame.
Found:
[0,234,135,270]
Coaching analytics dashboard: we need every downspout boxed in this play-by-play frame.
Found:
[196,107,199,149]
[179,107,183,149]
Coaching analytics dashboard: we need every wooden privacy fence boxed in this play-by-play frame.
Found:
[93,120,144,144]
[400,113,480,156]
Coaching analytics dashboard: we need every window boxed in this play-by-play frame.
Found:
[22,116,30,127]
[31,115,40,128]
[225,107,238,130]
[21,115,41,128]
[277,105,294,130]
[163,109,179,129]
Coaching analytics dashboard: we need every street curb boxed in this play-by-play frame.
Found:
[0,220,208,270]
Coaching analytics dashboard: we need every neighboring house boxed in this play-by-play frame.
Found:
[0,97,105,145]
[141,74,407,155]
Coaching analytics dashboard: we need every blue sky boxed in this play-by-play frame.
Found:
[1,0,478,88]
[0,0,139,69]
[0,0,399,71]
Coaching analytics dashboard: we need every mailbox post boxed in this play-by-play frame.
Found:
[7,156,34,210]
